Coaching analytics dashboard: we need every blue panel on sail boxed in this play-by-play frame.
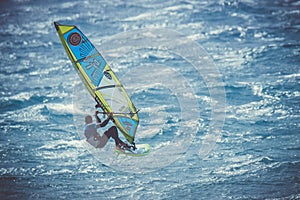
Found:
[117,116,138,138]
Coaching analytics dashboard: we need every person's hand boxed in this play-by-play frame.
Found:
[108,112,115,121]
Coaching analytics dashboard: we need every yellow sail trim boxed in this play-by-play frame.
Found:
[57,25,74,35]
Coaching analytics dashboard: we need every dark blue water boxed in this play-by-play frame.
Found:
[1,0,299,199]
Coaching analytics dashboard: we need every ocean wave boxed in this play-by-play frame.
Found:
[0,0,299,198]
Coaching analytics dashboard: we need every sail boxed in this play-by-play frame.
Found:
[54,22,139,144]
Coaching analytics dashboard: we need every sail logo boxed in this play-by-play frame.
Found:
[85,57,101,84]
[68,32,82,46]
[124,121,132,132]
[104,71,112,80]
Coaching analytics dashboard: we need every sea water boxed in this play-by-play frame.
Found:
[0,0,299,199]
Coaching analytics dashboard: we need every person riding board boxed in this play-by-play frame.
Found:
[84,109,130,150]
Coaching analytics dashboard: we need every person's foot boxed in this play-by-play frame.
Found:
[115,145,122,151]
[120,141,132,149]
[116,143,128,151]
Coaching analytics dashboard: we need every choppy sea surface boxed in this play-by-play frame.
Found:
[1,0,299,199]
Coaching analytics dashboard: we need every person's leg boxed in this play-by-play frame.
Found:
[104,126,126,147]
[95,126,119,148]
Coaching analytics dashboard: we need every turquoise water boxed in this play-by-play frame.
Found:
[1,0,299,199]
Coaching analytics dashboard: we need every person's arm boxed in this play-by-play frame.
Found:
[99,113,113,127]
[94,110,103,129]
[94,110,101,123]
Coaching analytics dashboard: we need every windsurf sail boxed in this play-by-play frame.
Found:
[54,22,139,145]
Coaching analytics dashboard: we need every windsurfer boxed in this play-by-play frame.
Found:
[84,110,130,150]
